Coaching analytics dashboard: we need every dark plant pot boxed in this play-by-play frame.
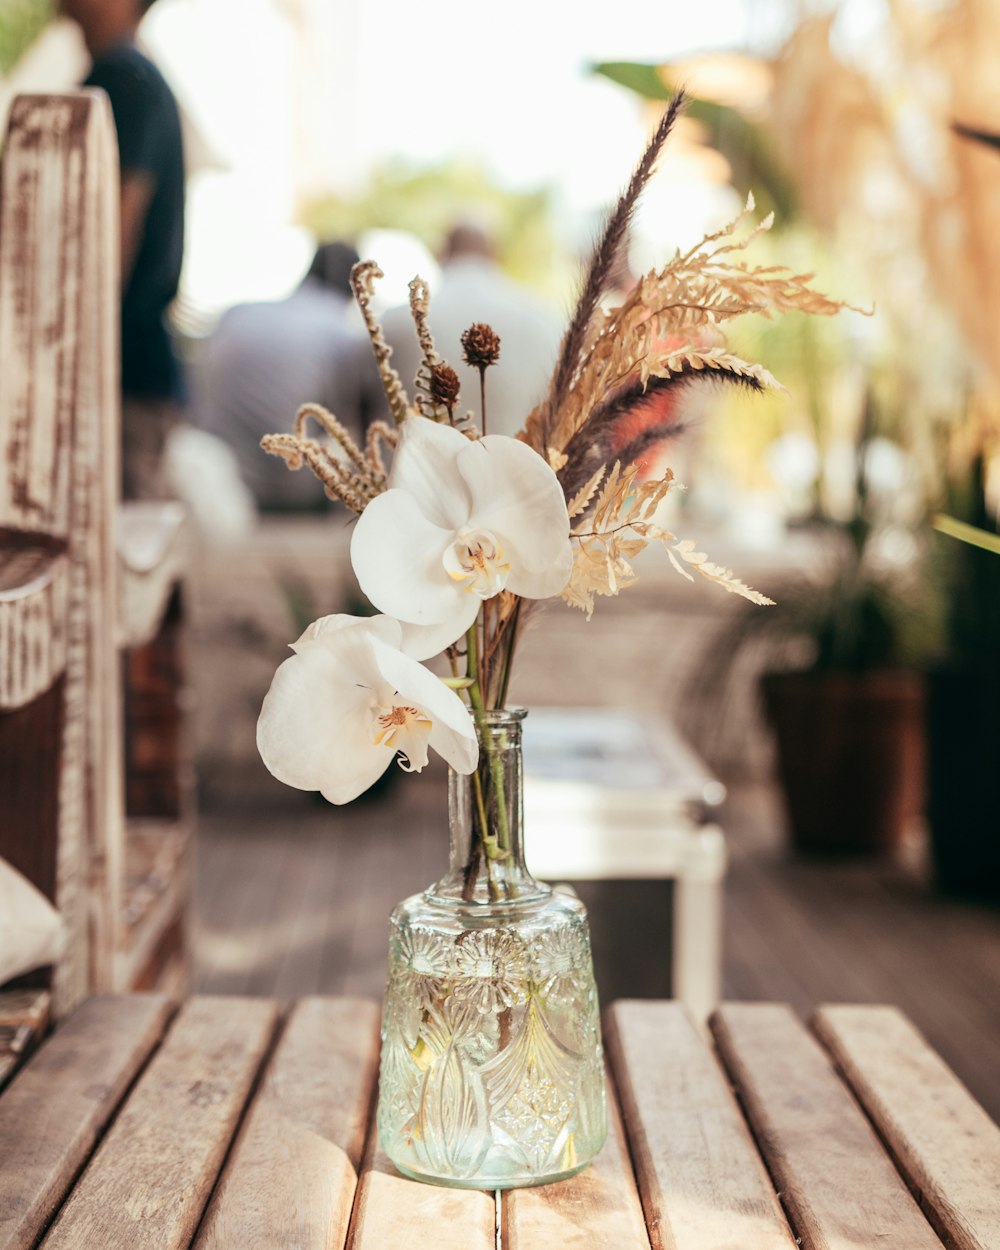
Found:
[762,669,925,855]
[926,666,1000,901]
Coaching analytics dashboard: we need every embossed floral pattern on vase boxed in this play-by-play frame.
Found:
[378,904,606,1188]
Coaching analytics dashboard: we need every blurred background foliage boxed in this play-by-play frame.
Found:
[0,0,52,76]
[300,159,574,304]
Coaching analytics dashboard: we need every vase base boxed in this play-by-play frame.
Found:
[388,1156,595,1190]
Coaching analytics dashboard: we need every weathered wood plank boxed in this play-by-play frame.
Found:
[0,989,50,1089]
[40,996,277,1250]
[346,1140,495,1250]
[502,1078,650,1249]
[0,994,172,1250]
[604,1000,795,1250]
[712,1002,942,1250]
[814,1004,1000,1250]
[194,996,380,1250]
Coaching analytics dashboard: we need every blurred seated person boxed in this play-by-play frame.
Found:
[62,0,185,499]
[191,242,384,511]
[382,222,562,437]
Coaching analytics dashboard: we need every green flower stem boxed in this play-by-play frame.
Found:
[494,599,523,710]
[465,620,512,865]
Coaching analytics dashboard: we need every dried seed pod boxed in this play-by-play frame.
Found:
[429,363,461,411]
[460,323,501,370]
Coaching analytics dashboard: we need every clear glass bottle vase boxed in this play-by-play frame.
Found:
[377,708,607,1189]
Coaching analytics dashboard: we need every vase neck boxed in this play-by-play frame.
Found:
[428,707,549,907]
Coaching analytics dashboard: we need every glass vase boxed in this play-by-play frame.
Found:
[377,707,607,1189]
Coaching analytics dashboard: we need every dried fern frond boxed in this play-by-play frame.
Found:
[664,539,775,605]
[562,463,673,617]
[350,261,413,426]
[562,459,771,615]
[567,465,606,519]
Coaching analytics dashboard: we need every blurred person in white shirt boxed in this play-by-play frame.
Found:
[382,222,562,437]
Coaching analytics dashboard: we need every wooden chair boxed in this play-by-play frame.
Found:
[0,91,192,1026]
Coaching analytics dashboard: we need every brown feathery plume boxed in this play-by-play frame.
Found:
[522,193,850,472]
[557,362,766,504]
[536,91,687,446]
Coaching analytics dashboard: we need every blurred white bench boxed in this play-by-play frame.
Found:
[523,707,726,1022]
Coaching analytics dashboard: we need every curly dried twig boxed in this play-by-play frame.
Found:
[365,419,398,480]
[294,402,370,475]
[350,261,411,425]
[260,398,392,513]
[261,433,373,512]
[409,276,454,421]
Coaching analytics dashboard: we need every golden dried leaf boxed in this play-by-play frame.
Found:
[567,465,606,519]
[666,537,775,605]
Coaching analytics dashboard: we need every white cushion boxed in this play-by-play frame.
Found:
[0,857,65,985]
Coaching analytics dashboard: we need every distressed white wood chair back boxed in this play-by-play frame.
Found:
[0,92,124,1011]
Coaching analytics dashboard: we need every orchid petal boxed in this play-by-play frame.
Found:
[256,642,392,803]
[351,489,464,628]
[397,606,480,662]
[387,416,472,530]
[257,613,477,804]
[369,635,478,774]
[505,540,575,599]
[456,435,573,595]
[293,612,402,653]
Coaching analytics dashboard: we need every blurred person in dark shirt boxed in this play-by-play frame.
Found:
[191,241,385,512]
[62,0,185,499]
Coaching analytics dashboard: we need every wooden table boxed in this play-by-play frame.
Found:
[1,995,997,1250]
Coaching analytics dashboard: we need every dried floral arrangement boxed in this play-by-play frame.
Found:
[256,93,850,810]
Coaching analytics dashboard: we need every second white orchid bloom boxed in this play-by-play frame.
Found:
[351,417,573,659]
[256,614,478,804]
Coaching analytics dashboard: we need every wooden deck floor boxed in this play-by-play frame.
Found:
[193,767,1000,1125]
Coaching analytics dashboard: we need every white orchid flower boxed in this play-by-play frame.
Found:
[256,614,478,804]
[351,416,573,659]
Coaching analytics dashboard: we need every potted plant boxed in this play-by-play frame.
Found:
[759,397,929,854]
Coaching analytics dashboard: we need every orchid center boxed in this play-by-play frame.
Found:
[443,529,511,599]
[371,702,433,773]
